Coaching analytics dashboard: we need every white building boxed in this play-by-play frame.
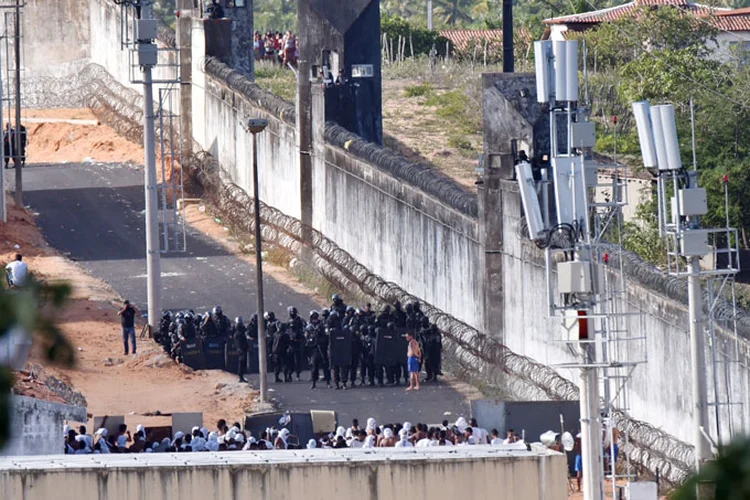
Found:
[543,0,750,62]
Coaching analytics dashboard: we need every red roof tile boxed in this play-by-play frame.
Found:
[438,29,532,51]
[544,0,744,30]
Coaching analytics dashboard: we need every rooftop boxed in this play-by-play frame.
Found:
[0,446,558,471]
[543,0,750,31]
[438,28,532,51]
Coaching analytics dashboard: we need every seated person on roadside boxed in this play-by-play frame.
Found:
[5,253,27,287]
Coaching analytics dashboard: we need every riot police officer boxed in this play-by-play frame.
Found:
[350,325,363,387]
[393,301,407,327]
[287,306,307,380]
[360,325,376,386]
[234,317,249,383]
[183,312,197,341]
[272,322,293,383]
[213,306,231,339]
[158,311,172,345]
[329,322,349,390]
[171,317,185,362]
[330,294,347,318]
[201,312,218,338]
[307,311,331,389]
[376,305,392,328]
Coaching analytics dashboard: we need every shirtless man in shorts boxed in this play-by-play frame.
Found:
[405,332,422,392]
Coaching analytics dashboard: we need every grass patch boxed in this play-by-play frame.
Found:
[254,61,296,103]
[448,135,478,159]
[404,83,433,98]
[265,245,293,268]
[424,90,468,119]
[447,135,472,150]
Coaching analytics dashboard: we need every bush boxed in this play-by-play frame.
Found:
[425,90,470,121]
[404,83,433,98]
[448,135,472,150]
[381,14,452,58]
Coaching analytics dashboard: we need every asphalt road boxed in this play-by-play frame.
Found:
[12,162,472,425]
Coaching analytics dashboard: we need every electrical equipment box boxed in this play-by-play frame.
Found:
[571,121,596,149]
[558,261,592,294]
[516,161,545,240]
[626,481,657,500]
[135,19,158,41]
[562,309,590,341]
[680,230,710,257]
[677,188,708,217]
[138,43,158,67]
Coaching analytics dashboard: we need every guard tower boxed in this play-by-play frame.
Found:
[297,0,382,145]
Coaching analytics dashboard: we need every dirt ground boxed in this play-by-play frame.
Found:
[9,108,145,165]
[381,79,480,189]
[1,195,260,430]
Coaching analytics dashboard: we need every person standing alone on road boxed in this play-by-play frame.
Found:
[118,300,140,356]
[405,332,421,392]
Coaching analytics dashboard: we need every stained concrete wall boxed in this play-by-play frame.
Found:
[2,396,87,457]
[313,138,483,327]
[88,0,179,94]
[0,449,567,500]
[24,0,91,73]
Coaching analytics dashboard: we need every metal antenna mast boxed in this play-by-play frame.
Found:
[632,100,743,476]
[525,40,649,499]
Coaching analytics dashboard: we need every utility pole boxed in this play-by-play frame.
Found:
[0,24,5,223]
[137,1,162,333]
[502,0,514,72]
[688,97,711,469]
[427,0,433,30]
[248,118,269,402]
[688,252,711,467]
[12,0,20,205]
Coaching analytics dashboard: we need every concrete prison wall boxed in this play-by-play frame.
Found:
[0,448,568,500]
[3,396,87,457]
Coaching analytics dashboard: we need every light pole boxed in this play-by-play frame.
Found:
[136,2,162,335]
[248,118,269,402]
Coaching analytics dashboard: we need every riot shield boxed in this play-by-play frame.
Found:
[329,328,352,367]
[203,338,226,370]
[182,340,205,370]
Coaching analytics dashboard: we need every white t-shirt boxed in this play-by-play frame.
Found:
[415,438,431,448]
[349,439,364,449]
[491,438,503,446]
[395,439,413,448]
[472,427,489,444]
[6,260,27,286]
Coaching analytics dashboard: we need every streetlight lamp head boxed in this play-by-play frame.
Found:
[247,118,269,134]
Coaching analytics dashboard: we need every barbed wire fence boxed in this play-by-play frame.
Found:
[22,59,701,485]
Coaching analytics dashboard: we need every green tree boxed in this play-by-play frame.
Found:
[0,278,74,450]
[381,14,453,56]
[622,193,667,266]
[254,0,297,32]
[672,437,750,499]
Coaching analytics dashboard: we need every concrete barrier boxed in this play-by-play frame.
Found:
[0,447,568,500]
